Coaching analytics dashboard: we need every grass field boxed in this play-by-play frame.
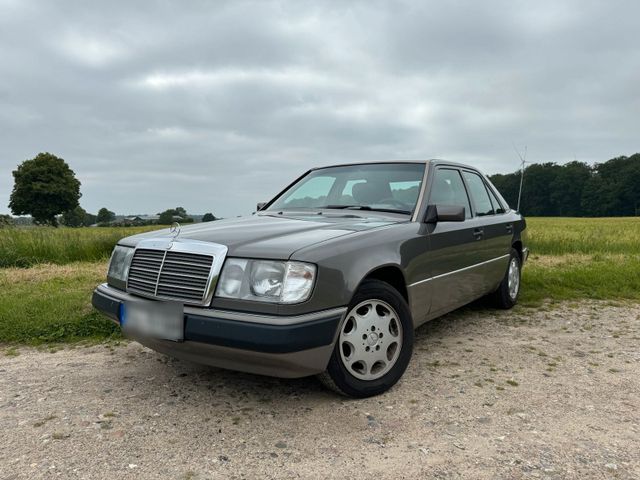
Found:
[0,217,639,345]
[0,225,160,267]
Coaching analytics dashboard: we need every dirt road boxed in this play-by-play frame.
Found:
[1,301,639,479]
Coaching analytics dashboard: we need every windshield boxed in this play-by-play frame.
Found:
[267,163,425,215]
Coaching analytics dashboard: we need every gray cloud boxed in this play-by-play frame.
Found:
[1,0,638,217]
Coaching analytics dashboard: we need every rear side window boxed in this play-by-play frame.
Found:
[429,169,471,219]
[462,171,494,216]
[485,185,505,214]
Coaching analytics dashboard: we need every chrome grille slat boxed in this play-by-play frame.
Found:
[158,276,208,288]
[156,282,205,292]
[162,259,210,268]
[157,270,209,279]
[127,247,215,305]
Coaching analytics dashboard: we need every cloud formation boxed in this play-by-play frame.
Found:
[1,0,638,216]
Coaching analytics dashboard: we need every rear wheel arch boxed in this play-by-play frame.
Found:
[512,240,523,261]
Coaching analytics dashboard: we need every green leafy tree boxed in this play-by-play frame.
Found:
[96,207,116,225]
[202,212,217,222]
[61,206,88,227]
[84,211,97,226]
[550,161,592,216]
[490,153,640,217]
[9,152,81,226]
[158,207,192,225]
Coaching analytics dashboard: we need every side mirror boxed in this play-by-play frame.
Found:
[256,202,267,211]
[424,204,466,223]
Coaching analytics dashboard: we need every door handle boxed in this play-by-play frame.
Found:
[473,228,484,240]
[505,224,513,233]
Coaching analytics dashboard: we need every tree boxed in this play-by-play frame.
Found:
[549,161,592,216]
[97,207,116,225]
[9,152,81,226]
[61,206,88,227]
[489,153,640,217]
[84,211,97,226]
[158,207,192,225]
[202,212,217,222]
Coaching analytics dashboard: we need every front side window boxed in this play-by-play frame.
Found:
[429,168,471,219]
[463,171,494,216]
[267,163,426,214]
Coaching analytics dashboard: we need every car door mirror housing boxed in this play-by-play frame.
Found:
[256,202,267,211]
[424,204,466,223]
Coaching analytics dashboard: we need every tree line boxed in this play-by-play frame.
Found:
[489,153,640,217]
[5,152,216,227]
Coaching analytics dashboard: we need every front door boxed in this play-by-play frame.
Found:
[423,167,485,316]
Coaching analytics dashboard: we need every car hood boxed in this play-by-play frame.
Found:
[119,212,405,259]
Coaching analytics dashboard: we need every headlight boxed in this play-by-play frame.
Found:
[107,245,135,286]
[216,258,316,304]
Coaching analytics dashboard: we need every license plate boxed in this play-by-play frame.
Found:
[120,300,184,342]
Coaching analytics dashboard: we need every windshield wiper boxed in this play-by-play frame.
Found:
[320,205,412,215]
[320,204,369,210]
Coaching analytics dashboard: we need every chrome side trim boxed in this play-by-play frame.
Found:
[411,163,430,222]
[408,254,510,288]
[96,284,346,326]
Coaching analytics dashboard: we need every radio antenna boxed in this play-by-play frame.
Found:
[512,144,528,213]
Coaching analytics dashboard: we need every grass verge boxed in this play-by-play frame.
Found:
[0,262,120,344]
[520,254,640,306]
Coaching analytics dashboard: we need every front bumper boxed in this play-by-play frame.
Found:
[92,284,345,378]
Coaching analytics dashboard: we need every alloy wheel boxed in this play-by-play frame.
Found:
[338,299,403,381]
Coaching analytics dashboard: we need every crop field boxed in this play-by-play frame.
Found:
[0,217,639,344]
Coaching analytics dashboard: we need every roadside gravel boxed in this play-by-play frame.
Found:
[1,301,639,479]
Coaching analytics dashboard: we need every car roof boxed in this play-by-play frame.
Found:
[310,159,480,172]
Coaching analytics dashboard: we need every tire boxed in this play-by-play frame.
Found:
[318,279,414,398]
[491,248,521,309]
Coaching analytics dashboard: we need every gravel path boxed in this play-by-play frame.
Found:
[1,301,639,479]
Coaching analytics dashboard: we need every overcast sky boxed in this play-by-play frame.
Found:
[0,0,638,217]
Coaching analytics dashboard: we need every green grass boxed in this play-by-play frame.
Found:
[0,225,161,268]
[0,262,120,344]
[521,254,640,305]
[0,217,639,344]
[527,217,640,255]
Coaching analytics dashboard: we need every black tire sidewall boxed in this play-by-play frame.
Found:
[497,248,521,308]
[326,279,414,398]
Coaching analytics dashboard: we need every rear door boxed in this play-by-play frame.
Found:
[461,170,512,293]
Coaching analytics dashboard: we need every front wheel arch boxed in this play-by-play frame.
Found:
[356,264,409,303]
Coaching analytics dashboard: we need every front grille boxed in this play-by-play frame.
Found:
[127,248,215,304]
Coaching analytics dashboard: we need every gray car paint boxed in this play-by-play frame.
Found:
[103,160,527,375]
